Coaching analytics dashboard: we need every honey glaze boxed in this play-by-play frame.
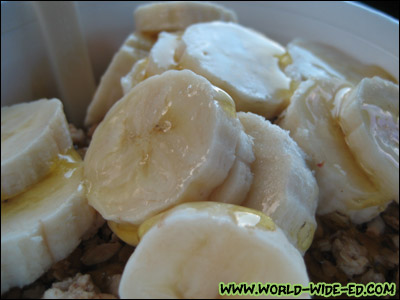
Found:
[1,148,83,222]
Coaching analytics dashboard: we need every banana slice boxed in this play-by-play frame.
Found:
[178,21,292,119]
[122,23,292,120]
[134,1,237,34]
[239,112,318,253]
[283,39,396,84]
[209,124,255,205]
[119,202,310,299]
[84,33,155,126]
[147,31,181,76]
[1,99,72,201]
[107,126,255,246]
[333,77,399,203]
[85,70,245,226]
[278,79,390,223]
[121,58,149,95]
[1,149,96,294]
[121,31,181,95]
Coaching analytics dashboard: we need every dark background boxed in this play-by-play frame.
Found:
[362,1,399,19]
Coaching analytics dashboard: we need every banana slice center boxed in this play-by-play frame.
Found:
[85,70,241,225]
[363,103,399,164]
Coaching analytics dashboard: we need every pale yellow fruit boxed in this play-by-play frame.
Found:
[1,149,96,294]
[239,112,318,253]
[278,79,389,223]
[119,202,310,299]
[179,21,292,119]
[134,1,237,34]
[283,39,397,84]
[1,99,72,200]
[85,33,154,126]
[333,77,399,203]
[85,70,247,226]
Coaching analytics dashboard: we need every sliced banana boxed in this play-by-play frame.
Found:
[1,149,96,294]
[134,1,237,34]
[119,202,310,299]
[178,21,292,119]
[146,31,181,76]
[122,22,292,120]
[121,31,181,95]
[108,127,256,245]
[333,77,399,203]
[84,33,155,126]
[278,79,390,223]
[209,126,255,205]
[283,39,396,84]
[1,99,72,201]
[85,70,246,226]
[121,58,149,95]
[239,112,318,253]
[108,127,255,245]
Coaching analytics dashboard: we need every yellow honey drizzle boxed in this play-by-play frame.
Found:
[137,202,276,242]
[296,222,316,252]
[1,148,82,220]
[212,86,237,118]
[277,52,293,71]
[108,221,140,246]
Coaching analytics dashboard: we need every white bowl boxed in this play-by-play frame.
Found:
[1,1,399,125]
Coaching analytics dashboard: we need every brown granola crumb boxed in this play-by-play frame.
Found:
[366,216,386,237]
[382,203,399,231]
[68,124,86,146]
[42,273,116,299]
[305,202,399,299]
[81,243,122,266]
[332,232,369,277]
